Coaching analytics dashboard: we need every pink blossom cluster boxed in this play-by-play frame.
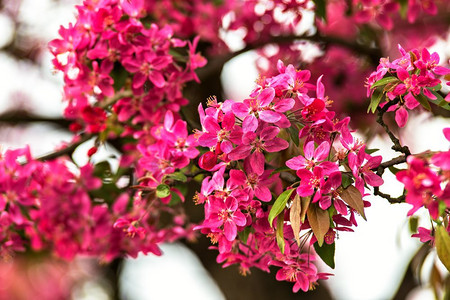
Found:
[136,110,199,193]
[0,146,194,261]
[45,0,207,259]
[194,61,383,291]
[351,0,441,30]
[396,128,450,242]
[49,0,206,134]
[367,45,450,127]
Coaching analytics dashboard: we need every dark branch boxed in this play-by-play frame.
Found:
[197,33,382,82]
[375,100,411,156]
[36,134,93,161]
[373,186,405,204]
[0,110,70,128]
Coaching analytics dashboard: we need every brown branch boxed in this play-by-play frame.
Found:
[372,154,407,176]
[375,100,411,156]
[373,187,405,204]
[36,133,93,161]
[0,110,71,128]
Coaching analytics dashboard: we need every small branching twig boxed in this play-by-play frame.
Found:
[373,187,405,204]
[376,100,411,156]
[36,134,93,161]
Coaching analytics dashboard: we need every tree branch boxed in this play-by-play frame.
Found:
[373,187,405,204]
[197,33,382,82]
[36,133,93,161]
[375,100,411,156]
[0,110,71,128]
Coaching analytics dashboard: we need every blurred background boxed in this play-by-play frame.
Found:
[0,0,448,299]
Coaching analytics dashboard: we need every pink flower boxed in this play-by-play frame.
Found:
[411,227,434,244]
[229,163,278,202]
[228,125,289,175]
[396,156,442,218]
[200,196,247,242]
[286,141,337,173]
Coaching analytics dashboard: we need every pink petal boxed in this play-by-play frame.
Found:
[223,220,237,241]
[286,156,307,170]
[203,116,221,132]
[233,210,247,226]
[232,102,249,118]
[255,185,272,202]
[304,141,315,160]
[314,141,330,161]
[258,87,275,107]
[148,70,165,88]
[273,98,295,112]
[243,115,258,132]
[249,151,265,175]
[259,110,281,123]
[228,145,252,160]
[198,132,218,147]
[260,126,280,141]
[220,140,233,154]
[230,169,247,186]
[264,138,289,152]
[395,107,408,127]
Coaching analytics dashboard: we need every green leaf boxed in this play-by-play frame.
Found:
[371,76,399,89]
[341,174,354,189]
[93,161,112,178]
[428,89,445,102]
[365,148,379,154]
[288,124,300,147]
[166,172,187,182]
[416,93,431,111]
[408,217,419,234]
[398,0,408,18]
[111,63,129,91]
[156,184,170,198]
[238,227,252,244]
[428,83,442,92]
[314,242,335,269]
[367,88,384,114]
[271,166,292,175]
[435,225,450,272]
[276,214,285,254]
[268,188,295,227]
[313,0,326,21]
[388,165,402,175]
[168,191,182,206]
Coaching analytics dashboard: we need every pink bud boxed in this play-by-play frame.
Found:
[199,151,217,171]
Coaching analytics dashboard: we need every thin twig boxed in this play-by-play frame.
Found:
[36,134,93,161]
[373,187,405,204]
[375,100,411,156]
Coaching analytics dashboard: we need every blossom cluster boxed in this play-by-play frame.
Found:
[367,45,450,127]
[49,0,206,135]
[0,146,195,261]
[44,0,206,259]
[194,61,384,291]
[396,128,450,243]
